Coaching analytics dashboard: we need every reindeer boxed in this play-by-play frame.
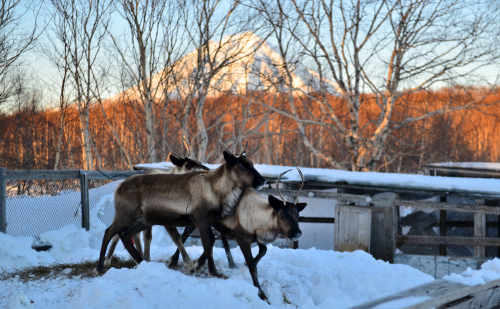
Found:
[95,143,267,277]
[103,148,209,266]
[170,168,307,301]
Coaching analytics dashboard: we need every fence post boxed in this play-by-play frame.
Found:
[284,182,299,249]
[0,167,6,233]
[79,171,90,231]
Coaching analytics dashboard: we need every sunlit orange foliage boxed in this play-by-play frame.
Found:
[1,87,499,172]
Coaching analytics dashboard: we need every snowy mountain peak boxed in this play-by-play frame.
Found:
[117,32,339,101]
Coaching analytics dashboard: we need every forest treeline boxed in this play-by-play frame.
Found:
[1,87,500,173]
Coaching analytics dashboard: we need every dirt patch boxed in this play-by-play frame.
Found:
[0,256,136,282]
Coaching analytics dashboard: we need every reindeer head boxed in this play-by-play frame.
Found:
[220,139,267,190]
[269,168,307,241]
[167,138,210,174]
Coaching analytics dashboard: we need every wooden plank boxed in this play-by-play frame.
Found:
[440,209,447,256]
[396,200,500,215]
[395,235,500,246]
[358,212,371,252]
[85,170,143,180]
[304,181,500,200]
[80,172,89,231]
[350,278,500,309]
[370,206,393,262]
[335,205,372,253]
[259,188,395,205]
[498,214,500,258]
[0,167,6,233]
[347,211,359,245]
[6,170,81,180]
[474,213,486,258]
[298,217,335,223]
[5,170,142,180]
[334,206,341,251]
[340,244,367,252]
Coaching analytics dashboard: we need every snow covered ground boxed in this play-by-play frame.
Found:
[443,258,500,286]
[1,191,437,308]
[1,235,435,309]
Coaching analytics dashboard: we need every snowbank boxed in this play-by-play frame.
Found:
[427,162,500,170]
[443,258,500,286]
[136,162,500,196]
[70,248,433,309]
[1,244,434,309]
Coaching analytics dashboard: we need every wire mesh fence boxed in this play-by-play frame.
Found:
[6,179,82,238]
[394,199,500,258]
[4,176,124,248]
[88,179,122,228]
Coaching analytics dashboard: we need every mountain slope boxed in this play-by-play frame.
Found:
[116,32,339,101]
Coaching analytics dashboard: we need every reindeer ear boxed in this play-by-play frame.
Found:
[297,203,307,212]
[170,154,185,167]
[223,150,238,165]
[268,195,284,211]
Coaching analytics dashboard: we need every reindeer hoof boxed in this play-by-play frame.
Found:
[228,262,238,269]
[210,270,228,279]
[258,290,268,303]
[168,261,178,269]
[94,266,106,275]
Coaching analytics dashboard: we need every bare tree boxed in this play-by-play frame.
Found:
[107,0,175,163]
[0,0,41,109]
[48,0,112,170]
[251,0,500,171]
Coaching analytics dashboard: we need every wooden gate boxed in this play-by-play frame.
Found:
[335,205,372,252]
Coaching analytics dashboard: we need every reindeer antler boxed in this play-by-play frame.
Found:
[294,167,305,204]
[182,137,191,158]
[240,141,248,156]
[218,129,259,158]
[242,145,259,156]
[217,130,235,156]
[276,169,292,205]
[165,137,184,159]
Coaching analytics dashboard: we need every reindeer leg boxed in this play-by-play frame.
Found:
[169,226,196,268]
[119,220,150,265]
[132,233,144,259]
[253,243,267,266]
[96,223,128,274]
[196,221,226,279]
[104,234,120,266]
[142,227,152,262]
[238,239,267,302]
[221,234,237,269]
[165,227,192,267]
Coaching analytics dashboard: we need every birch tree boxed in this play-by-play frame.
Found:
[253,0,500,171]
[0,0,40,109]
[49,0,112,170]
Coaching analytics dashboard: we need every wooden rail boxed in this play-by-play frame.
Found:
[395,235,500,246]
[0,168,5,233]
[5,169,143,180]
[350,278,500,309]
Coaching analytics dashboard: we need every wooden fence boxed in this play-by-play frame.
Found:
[351,277,500,309]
